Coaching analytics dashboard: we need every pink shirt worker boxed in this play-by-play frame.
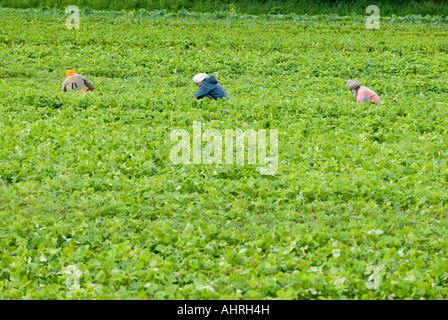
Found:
[346,80,381,103]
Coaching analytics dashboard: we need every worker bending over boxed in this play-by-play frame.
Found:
[192,73,228,100]
[346,80,381,103]
[62,70,95,94]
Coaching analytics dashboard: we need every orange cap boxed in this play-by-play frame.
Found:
[66,70,76,77]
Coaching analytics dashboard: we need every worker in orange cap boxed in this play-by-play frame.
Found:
[62,70,95,93]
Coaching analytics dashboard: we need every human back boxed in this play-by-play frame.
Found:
[357,86,381,103]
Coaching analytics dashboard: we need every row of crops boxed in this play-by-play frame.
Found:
[1,8,448,299]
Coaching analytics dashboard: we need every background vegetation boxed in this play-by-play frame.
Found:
[1,0,448,16]
[1,7,448,299]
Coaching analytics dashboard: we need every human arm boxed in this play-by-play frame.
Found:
[81,75,95,91]
[370,94,381,104]
[62,79,67,92]
[356,93,367,103]
[193,84,210,100]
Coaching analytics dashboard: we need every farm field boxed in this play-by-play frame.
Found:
[1,7,448,299]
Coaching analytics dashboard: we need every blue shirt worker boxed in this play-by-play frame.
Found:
[192,73,228,100]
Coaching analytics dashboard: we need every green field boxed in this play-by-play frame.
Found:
[2,0,448,16]
[1,7,448,299]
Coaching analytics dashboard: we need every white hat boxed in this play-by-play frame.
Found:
[193,73,208,83]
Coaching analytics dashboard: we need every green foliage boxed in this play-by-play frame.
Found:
[1,0,448,16]
[1,8,448,299]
